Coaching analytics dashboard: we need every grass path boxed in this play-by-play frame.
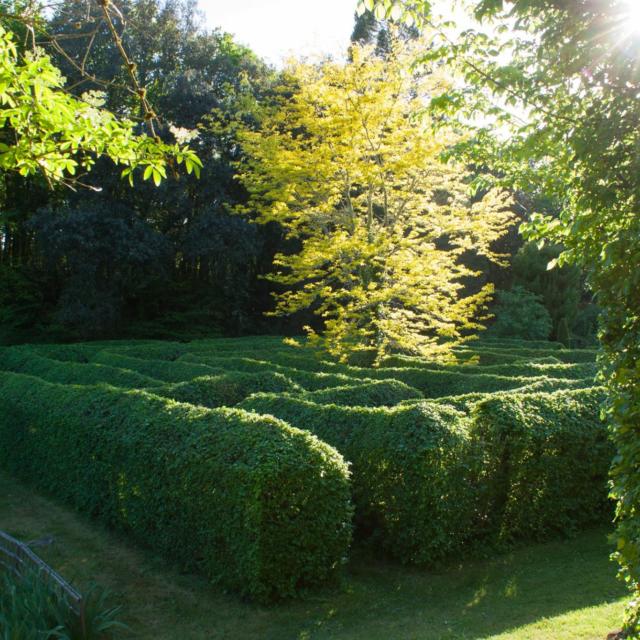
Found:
[0,472,626,639]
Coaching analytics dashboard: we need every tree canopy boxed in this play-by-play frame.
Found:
[0,15,201,188]
[236,41,514,362]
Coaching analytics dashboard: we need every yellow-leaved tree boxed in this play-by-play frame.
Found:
[237,41,514,362]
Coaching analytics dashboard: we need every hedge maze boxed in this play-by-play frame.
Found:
[0,337,609,601]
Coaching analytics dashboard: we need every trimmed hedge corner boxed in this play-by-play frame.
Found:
[0,372,353,601]
[239,394,476,565]
[472,388,613,541]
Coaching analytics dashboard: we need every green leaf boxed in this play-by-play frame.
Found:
[390,3,402,20]
[374,3,387,20]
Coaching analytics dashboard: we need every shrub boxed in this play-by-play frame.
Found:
[298,380,423,407]
[0,567,124,639]
[472,388,613,541]
[0,372,353,601]
[240,386,610,564]
[475,338,565,350]
[151,372,301,408]
[487,286,553,340]
[365,367,545,397]
[378,357,597,381]
[454,345,597,365]
[180,353,374,391]
[0,347,161,388]
[239,394,476,565]
[102,341,188,361]
[32,342,105,362]
[427,378,594,412]
[90,351,221,383]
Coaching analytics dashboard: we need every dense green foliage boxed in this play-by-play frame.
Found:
[0,346,161,387]
[0,0,275,342]
[0,568,123,640]
[240,384,611,563]
[0,333,609,614]
[295,379,423,407]
[239,394,476,565]
[179,353,377,391]
[362,0,640,630]
[0,371,353,601]
[150,372,301,408]
[487,286,552,341]
[472,389,612,542]
[0,25,199,187]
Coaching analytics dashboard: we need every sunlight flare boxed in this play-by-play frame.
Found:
[620,0,640,35]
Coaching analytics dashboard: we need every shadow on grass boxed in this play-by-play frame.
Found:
[278,532,624,640]
[0,472,625,640]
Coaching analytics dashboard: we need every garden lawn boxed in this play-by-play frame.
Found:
[0,472,625,640]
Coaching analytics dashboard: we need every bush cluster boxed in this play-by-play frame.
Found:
[0,372,353,601]
[472,389,613,540]
[454,345,598,365]
[0,347,161,388]
[91,351,222,383]
[297,379,423,407]
[0,336,608,598]
[239,394,475,565]
[151,372,301,408]
[180,353,373,390]
[240,387,611,563]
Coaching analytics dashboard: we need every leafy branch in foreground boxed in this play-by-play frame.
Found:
[0,24,201,188]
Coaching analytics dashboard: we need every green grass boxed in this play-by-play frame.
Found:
[0,472,625,640]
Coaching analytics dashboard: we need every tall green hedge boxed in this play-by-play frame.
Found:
[471,388,613,541]
[240,387,611,563]
[297,379,423,407]
[0,372,353,601]
[366,367,545,397]
[0,347,161,388]
[454,345,597,365]
[180,354,374,391]
[91,351,222,383]
[151,372,301,408]
[378,358,597,381]
[239,394,476,565]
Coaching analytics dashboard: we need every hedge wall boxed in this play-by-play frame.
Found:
[0,372,353,601]
[180,354,375,391]
[151,372,301,408]
[454,346,598,365]
[239,394,476,565]
[0,347,161,388]
[472,388,613,541]
[366,367,545,397]
[426,378,595,412]
[240,387,612,563]
[90,351,222,383]
[378,358,597,381]
[297,380,423,407]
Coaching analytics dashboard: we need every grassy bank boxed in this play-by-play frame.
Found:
[0,472,625,640]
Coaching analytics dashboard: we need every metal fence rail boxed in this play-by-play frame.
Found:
[0,530,84,619]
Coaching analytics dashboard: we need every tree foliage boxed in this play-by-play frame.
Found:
[0,0,277,341]
[364,0,640,632]
[237,42,514,362]
[487,286,552,341]
[0,24,200,187]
